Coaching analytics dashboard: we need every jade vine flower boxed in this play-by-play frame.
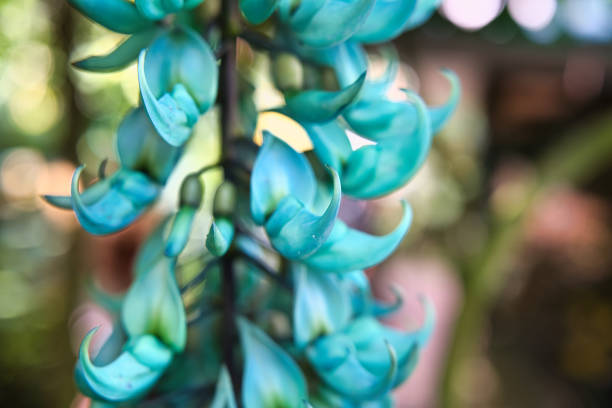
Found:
[54,0,460,405]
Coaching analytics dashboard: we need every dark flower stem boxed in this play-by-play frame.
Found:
[219,0,240,390]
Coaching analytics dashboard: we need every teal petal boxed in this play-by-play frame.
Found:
[116,107,182,184]
[307,334,397,401]
[429,69,461,133]
[285,73,366,123]
[211,366,238,408]
[144,27,218,112]
[344,69,459,141]
[135,0,170,20]
[122,255,187,351]
[342,93,432,198]
[341,271,403,318]
[138,51,194,147]
[301,120,352,174]
[265,168,341,259]
[71,166,159,235]
[291,0,376,47]
[139,27,218,145]
[73,28,159,72]
[302,201,412,272]
[311,384,393,407]
[240,0,278,24]
[134,217,171,274]
[75,329,173,402]
[402,0,441,31]
[353,0,417,43]
[293,264,351,349]
[165,206,197,257]
[206,217,235,257]
[67,0,154,34]
[250,131,316,225]
[237,317,308,408]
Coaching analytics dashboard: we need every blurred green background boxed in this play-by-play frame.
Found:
[1,0,612,406]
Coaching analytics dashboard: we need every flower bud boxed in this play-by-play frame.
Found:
[180,174,204,209]
[272,53,304,93]
[213,181,237,217]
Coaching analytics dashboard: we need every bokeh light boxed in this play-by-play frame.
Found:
[508,0,557,31]
[442,0,504,31]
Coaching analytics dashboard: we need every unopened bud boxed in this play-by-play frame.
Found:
[272,53,304,92]
[179,174,204,209]
[213,181,237,217]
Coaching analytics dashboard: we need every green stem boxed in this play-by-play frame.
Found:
[441,113,612,408]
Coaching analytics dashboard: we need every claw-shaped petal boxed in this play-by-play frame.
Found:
[67,0,154,34]
[341,271,404,317]
[75,329,173,402]
[68,166,159,235]
[139,27,218,146]
[293,264,352,349]
[237,317,308,408]
[344,69,459,141]
[302,201,412,272]
[122,232,186,351]
[211,366,238,408]
[73,28,160,72]
[307,334,398,401]
[289,0,376,47]
[206,218,235,257]
[250,131,317,225]
[300,120,352,174]
[353,0,417,43]
[240,0,278,24]
[116,107,182,184]
[135,0,205,20]
[285,73,366,123]
[265,167,341,259]
[342,93,432,198]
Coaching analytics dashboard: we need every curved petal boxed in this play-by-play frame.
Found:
[165,206,197,257]
[344,69,459,141]
[353,0,417,43]
[237,317,308,408]
[73,29,159,72]
[291,0,376,47]
[67,0,154,34]
[75,329,173,402]
[303,201,412,272]
[265,168,341,259]
[307,334,397,401]
[144,26,218,112]
[293,264,352,349]
[342,93,432,198]
[138,50,193,147]
[116,107,182,184]
[71,166,159,235]
[121,256,187,351]
[206,217,235,257]
[240,0,278,24]
[402,0,441,31]
[135,0,171,20]
[299,120,352,174]
[285,73,366,123]
[211,366,238,408]
[429,69,461,133]
[250,131,316,225]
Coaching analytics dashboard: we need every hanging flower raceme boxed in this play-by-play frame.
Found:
[75,220,186,402]
[54,0,460,405]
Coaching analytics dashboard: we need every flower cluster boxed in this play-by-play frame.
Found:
[49,0,459,406]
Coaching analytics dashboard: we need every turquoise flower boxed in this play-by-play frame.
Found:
[44,107,181,235]
[237,317,308,407]
[138,26,218,146]
[76,220,186,402]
